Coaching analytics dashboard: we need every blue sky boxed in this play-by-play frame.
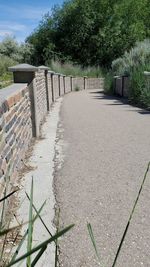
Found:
[0,0,64,43]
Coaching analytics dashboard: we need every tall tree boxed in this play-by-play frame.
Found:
[27,0,150,66]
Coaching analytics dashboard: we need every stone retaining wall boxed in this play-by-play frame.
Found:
[114,76,130,97]
[65,76,71,93]
[35,69,47,126]
[0,84,32,201]
[0,63,103,204]
[73,77,84,90]
[87,78,104,90]
[60,76,65,96]
[53,74,60,100]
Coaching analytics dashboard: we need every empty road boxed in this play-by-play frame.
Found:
[54,89,150,267]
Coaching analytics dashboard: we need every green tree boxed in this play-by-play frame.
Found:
[27,0,150,67]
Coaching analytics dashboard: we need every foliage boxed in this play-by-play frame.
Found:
[103,70,114,94]
[0,36,34,64]
[0,55,16,88]
[0,54,17,76]
[112,39,150,76]
[27,0,150,67]
[0,36,34,88]
[111,39,150,108]
[50,60,103,77]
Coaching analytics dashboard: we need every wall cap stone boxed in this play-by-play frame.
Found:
[48,70,55,74]
[0,83,27,105]
[38,65,49,70]
[114,75,121,78]
[144,71,150,76]
[9,63,38,72]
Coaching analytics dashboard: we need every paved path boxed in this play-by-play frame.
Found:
[54,90,150,267]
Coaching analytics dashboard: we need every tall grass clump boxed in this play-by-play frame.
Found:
[0,55,17,88]
[0,178,74,267]
[112,39,150,108]
[49,60,103,77]
[103,70,114,95]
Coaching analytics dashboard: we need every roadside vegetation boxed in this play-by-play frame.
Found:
[1,0,149,107]
[50,60,103,77]
[105,39,150,108]
[0,37,34,89]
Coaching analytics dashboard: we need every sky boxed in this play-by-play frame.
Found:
[0,0,64,43]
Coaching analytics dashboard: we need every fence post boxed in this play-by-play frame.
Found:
[144,71,150,89]
[63,75,66,94]
[70,76,73,91]
[84,76,87,90]
[38,65,50,111]
[48,71,55,102]
[8,63,39,137]
[57,73,61,96]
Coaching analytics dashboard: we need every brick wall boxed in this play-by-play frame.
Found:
[87,78,104,90]
[60,76,65,96]
[0,63,103,205]
[65,77,71,93]
[53,75,59,100]
[0,84,32,200]
[35,70,47,126]
[114,76,130,97]
[73,77,84,90]
[47,73,53,108]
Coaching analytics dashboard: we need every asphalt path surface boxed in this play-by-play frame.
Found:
[54,89,150,267]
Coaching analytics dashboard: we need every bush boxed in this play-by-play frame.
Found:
[49,60,103,77]
[128,65,146,104]
[0,55,16,88]
[103,70,114,94]
[112,39,150,75]
[0,55,17,76]
[111,39,150,108]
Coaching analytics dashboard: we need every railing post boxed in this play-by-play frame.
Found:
[38,65,50,111]
[84,76,87,90]
[57,73,61,96]
[144,71,150,89]
[63,75,66,94]
[8,63,39,137]
[70,76,73,91]
[48,71,55,102]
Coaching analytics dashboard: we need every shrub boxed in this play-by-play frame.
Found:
[103,70,114,94]
[0,55,17,76]
[75,85,80,91]
[49,60,103,77]
[111,39,150,108]
[112,39,150,76]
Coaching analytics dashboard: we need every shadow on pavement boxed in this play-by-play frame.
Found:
[89,90,150,115]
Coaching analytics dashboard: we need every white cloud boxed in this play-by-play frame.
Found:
[0,22,26,32]
[0,4,51,20]
[0,30,13,37]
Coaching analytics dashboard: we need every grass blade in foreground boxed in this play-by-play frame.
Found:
[0,189,18,203]
[31,245,47,267]
[111,162,150,267]
[27,177,34,266]
[6,224,74,267]
[9,201,46,264]
[55,208,60,267]
[26,192,53,239]
[87,223,101,266]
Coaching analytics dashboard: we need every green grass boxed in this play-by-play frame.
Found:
[0,178,74,267]
[0,73,13,89]
[49,60,103,78]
